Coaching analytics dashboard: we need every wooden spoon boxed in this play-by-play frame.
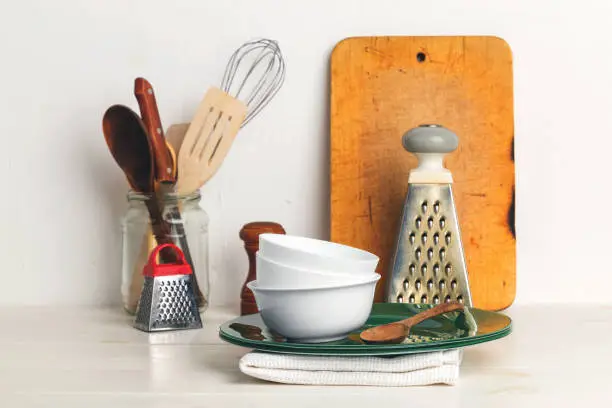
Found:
[102,104,154,193]
[101,104,178,263]
[359,302,465,344]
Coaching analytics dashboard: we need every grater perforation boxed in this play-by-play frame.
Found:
[134,243,203,332]
[386,125,472,307]
[135,277,154,326]
[146,274,200,331]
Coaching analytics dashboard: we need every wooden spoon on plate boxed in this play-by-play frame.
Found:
[360,302,465,344]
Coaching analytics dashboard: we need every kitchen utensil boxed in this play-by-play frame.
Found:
[258,233,379,275]
[134,77,175,182]
[239,221,286,315]
[134,79,180,186]
[175,88,246,194]
[132,77,206,308]
[219,302,512,356]
[133,243,202,332]
[247,274,380,343]
[386,125,473,308]
[101,105,176,261]
[176,38,286,194]
[360,302,465,344]
[220,38,286,127]
[102,104,154,193]
[129,79,175,287]
[330,36,515,310]
[255,252,377,289]
[165,123,190,155]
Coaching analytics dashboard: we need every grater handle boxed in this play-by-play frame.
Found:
[402,124,458,153]
[147,243,188,267]
[402,124,458,184]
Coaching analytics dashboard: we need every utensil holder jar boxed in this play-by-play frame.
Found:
[120,190,210,315]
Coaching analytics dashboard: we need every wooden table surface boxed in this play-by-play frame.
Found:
[0,304,609,407]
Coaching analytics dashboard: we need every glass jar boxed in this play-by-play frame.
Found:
[120,190,210,315]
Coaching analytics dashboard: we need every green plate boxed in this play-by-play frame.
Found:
[218,303,512,356]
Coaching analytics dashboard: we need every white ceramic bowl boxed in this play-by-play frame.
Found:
[256,252,375,288]
[258,233,379,275]
[247,273,380,343]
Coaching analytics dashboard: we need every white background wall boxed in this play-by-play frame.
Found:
[1,0,609,308]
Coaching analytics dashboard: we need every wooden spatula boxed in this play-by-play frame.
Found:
[175,87,247,195]
[166,123,190,154]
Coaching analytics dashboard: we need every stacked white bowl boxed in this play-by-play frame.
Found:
[247,233,380,343]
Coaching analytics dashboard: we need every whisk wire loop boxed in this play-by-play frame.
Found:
[220,38,286,127]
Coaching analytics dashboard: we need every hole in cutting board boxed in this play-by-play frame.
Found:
[416,52,426,62]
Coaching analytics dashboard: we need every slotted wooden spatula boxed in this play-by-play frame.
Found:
[176,87,247,195]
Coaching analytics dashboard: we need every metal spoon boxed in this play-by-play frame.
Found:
[101,105,178,263]
[359,302,465,344]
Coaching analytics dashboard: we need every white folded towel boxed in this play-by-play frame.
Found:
[239,349,462,386]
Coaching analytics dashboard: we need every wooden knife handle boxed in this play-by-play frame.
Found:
[134,77,174,183]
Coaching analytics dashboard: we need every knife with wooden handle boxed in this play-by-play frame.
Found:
[133,78,205,307]
[134,77,175,182]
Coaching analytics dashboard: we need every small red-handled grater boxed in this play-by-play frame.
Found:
[133,243,202,332]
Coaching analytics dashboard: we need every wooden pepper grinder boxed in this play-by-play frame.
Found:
[239,222,286,315]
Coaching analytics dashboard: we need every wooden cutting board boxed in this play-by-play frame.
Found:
[330,36,515,311]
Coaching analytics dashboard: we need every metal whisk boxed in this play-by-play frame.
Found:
[220,38,286,127]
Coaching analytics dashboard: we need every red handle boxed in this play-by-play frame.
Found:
[147,243,188,267]
[134,77,175,183]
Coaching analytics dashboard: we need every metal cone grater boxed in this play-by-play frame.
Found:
[134,243,203,332]
[386,124,473,307]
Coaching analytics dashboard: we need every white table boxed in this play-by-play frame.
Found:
[0,305,608,407]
